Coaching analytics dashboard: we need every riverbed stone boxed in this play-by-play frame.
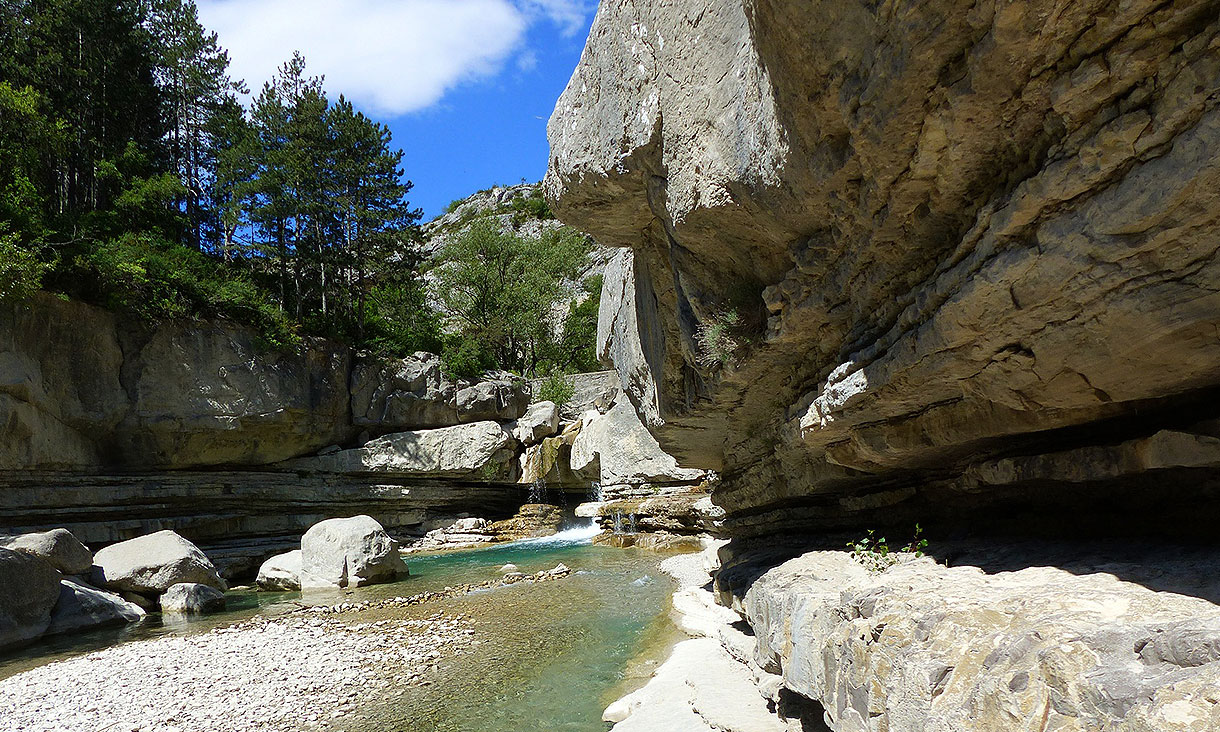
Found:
[160,582,227,616]
[90,530,225,595]
[45,578,145,636]
[0,548,61,649]
[300,516,407,589]
[256,550,302,591]
[1,528,93,575]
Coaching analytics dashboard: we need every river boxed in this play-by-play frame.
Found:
[0,527,683,731]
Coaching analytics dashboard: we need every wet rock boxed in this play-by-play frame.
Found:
[90,530,225,595]
[46,578,145,635]
[256,550,302,592]
[0,548,61,649]
[300,516,407,589]
[160,582,227,616]
[1,528,93,575]
[486,504,564,541]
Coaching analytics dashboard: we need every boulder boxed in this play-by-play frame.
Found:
[571,400,704,487]
[45,578,145,636]
[90,530,225,595]
[737,548,1220,732]
[299,516,407,589]
[0,548,62,649]
[160,582,227,616]
[349,352,458,429]
[512,401,560,446]
[287,421,517,479]
[456,376,529,423]
[256,549,302,592]
[1,528,93,575]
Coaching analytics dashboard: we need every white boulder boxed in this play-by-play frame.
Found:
[160,582,227,615]
[45,578,145,635]
[300,516,407,589]
[256,549,302,591]
[512,401,561,446]
[2,528,93,575]
[90,530,225,595]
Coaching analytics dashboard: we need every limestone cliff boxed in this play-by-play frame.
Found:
[546,0,1220,540]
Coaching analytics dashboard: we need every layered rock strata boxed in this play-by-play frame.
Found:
[546,0,1220,538]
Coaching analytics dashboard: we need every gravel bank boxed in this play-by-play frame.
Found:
[0,608,473,732]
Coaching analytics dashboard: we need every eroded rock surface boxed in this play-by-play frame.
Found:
[546,0,1220,538]
[0,548,61,650]
[731,547,1220,732]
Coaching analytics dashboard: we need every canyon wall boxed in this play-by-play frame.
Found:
[550,2,1220,730]
[546,0,1220,540]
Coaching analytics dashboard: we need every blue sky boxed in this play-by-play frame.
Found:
[196,0,595,221]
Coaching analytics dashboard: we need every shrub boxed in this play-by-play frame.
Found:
[695,308,743,368]
[847,525,928,573]
[537,371,575,407]
[0,228,51,303]
[441,335,497,381]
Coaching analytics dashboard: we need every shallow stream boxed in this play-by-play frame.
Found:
[0,528,683,731]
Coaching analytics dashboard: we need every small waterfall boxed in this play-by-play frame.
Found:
[528,478,546,505]
[612,510,623,533]
[627,512,637,534]
[588,480,603,503]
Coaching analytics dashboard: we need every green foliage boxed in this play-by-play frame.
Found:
[434,221,590,376]
[537,371,575,408]
[507,188,553,226]
[0,227,51,303]
[441,334,498,381]
[847,525,929,573]
[0,3,430,356]
[363,278,443,356]
[696,308,743,368]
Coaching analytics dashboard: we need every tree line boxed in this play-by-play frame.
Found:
[0,0,602,378]
[0,0,426,350]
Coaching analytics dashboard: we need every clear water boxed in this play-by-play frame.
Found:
[0,530,682,731]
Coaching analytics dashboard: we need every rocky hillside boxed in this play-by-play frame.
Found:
[422,182,614,319]
[546,0,1220,541]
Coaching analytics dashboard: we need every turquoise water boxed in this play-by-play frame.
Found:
[0,531,680,731]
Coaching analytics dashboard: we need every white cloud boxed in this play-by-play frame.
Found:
[519,0,594,37]
[198,0,590,118]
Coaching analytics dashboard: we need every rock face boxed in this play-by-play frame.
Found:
[160,582,227,616]
[511,401,560,446]
[571,400,705,491]
[0,548,61,649]
[46,578,145,636]
[256,550,302,591]
[729,546,1220,732]
[91,530,225,595]
[1,528,93,575]
[287,421,518,479]
[299,516,407,589]
[350,352,458,429]
[546,0,1220,539]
